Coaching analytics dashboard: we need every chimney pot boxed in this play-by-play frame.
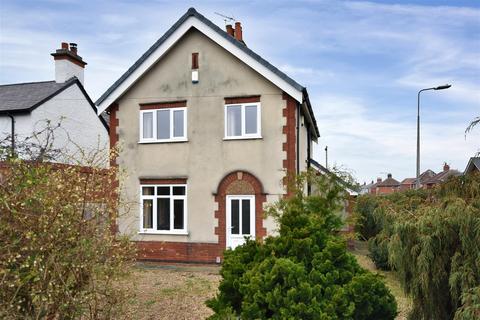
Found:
[234,21,243,42]
[387,173,392,179]
[443,163,450,171]
[61,42,69,49]
[377,178,382,183]
[69,43,78,54]
[226,24,234,37]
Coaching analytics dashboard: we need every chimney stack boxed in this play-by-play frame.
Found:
[51,42,87,85]
[234,22,243,43]
[377,178,382,183]
[443,163,450,172]
[387,173,392,179]
[226,24,234,37]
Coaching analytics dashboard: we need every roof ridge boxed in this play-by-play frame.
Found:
[0,80,56,87]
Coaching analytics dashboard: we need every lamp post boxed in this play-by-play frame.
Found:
[416,84,451,189]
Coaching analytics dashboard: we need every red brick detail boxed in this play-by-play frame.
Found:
[139,100,187,110]
[139,178,187,185]
[107,102,120,234]
[214,171,267,250]
[224,95,260,104]
[136,241,223,264]
[192,52,199,69]
[52,55,86,68]
[282,92,297,197]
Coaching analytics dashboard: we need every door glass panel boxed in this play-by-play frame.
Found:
[142,112,153,139]
[157,198,170,230]
[143,199,153,229]
[173,199,184,229]
[245,105,257,134]
[173,110,184,137]
[227,106,241,136]
[157,110,170,139]
[242,199,251,235]
[231,199,240,234]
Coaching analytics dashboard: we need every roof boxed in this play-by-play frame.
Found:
[309,159,358,195]
[464,157,480,174]
[95,7,319,138]
[424,169,462,184]
[0,77,108,131]
[377,177,400,187]
[401,178,416,185]
[0,79,75,113]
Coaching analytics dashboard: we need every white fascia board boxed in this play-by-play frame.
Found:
[97,16,302,115]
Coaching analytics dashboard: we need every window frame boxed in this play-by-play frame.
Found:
[139,107,188,143]
[224,102,262,140]
[139,184,188,235]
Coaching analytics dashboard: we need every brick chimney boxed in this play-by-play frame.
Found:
[51,42,87,85]
[234,22,244,43]
[377,178,382,183]
[387,173,392,179]
[443,163,450,172]
[226,24,234,37]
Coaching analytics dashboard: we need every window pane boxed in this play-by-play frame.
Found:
[157,198,170,230]
[242,199,251,235]
[173,199,184,229]
[157,110,170,139]
[173,110,184,137]
[142,112,153,139]
[245,105,257,134]
[142,187,154,195]
[143,199,153,229]
[157,186,170,195]
[231,199,240,234]
[227,106,241,136]
[173,186,185,195]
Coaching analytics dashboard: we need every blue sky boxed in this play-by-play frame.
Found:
[1,0,479,183]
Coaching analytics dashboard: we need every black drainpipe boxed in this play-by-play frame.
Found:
[307,126,312,195]
[6,113,15,157]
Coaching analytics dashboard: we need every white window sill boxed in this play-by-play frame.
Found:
[223,136,262,141]
[138,139,188,144]
[138,231,189,235]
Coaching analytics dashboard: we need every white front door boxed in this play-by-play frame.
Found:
[226,195,255,249]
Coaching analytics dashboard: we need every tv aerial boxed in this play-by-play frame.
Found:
[214,12,236,25]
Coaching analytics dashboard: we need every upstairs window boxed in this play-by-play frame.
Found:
[139,101,187,143]
[224,102,261,139]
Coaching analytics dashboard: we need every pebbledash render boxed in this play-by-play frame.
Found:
[96,8,320,263]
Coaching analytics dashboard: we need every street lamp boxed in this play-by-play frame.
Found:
[416,84,451,189]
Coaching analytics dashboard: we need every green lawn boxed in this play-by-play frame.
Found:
[349,241,412,320]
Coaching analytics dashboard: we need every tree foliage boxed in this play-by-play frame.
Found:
[355,174,480,319]
[207,172,397,319]
[0,126,135,319]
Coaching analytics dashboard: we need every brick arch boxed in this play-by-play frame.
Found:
[214,171,267,249]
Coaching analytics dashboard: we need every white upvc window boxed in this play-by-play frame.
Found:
[139,184,187,234]
[140,108,187,143]
[224,102,261,139]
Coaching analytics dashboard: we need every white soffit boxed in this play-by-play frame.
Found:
[97,16,303,114]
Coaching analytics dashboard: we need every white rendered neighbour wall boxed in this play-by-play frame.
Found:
[55,59,84,85]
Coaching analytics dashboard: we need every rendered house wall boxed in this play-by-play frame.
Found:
[114,29,297,246]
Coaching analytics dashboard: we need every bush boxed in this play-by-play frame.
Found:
[353,194,382,240]
[368,236,390,270]
[207,172,397,319]
[0,157,135,319]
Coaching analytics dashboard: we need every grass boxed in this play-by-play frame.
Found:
[123,263,220,320]
[349,240,412,320]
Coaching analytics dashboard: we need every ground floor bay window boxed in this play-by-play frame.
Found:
[140,183,187,234]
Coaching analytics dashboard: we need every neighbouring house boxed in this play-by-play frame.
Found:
[309,159,358,236]
[464,157,480,175]
[373,173,400,195]
[423,163,461,188]
[360,180,375,194]
[369,177,383,195]
[0,43,108,164]
[96,8,320,263]
[399,169,436,190]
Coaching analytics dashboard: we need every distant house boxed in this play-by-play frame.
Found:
[464,157,480,175]
[368,177,383,195]
[400,169,436,190]
[0,43,108,163]
[360,180,375,194]
[423,163,461,188]
[374,173,400,195]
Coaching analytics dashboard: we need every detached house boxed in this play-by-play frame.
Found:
[0,43,108,163]
[97,8,319,263]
